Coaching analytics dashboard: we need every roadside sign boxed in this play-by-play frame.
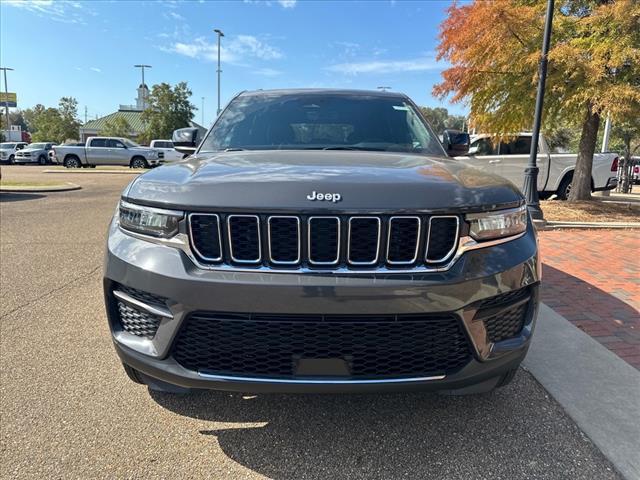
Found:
[0,92,17,108]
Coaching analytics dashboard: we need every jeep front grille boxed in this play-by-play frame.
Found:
[188,213,460,270]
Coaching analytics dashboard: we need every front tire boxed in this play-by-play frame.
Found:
[64,156,82,168]
[38,155,47,165]
[130,157,149,169]
[8,154,14,164]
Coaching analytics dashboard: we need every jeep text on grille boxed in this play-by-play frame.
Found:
[104,89,540,395]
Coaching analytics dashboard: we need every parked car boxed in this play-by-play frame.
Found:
[149,140,184,162]
[460,133,618,199]
[105,88,540,396]
[14,142,54,165]
[54,137,164,168]
[0,142,28,164]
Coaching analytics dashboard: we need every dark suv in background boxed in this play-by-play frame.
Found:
[104,89,540,394]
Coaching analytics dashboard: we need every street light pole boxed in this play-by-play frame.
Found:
[523,0,554,221]
[201,97,205,125]
[214,29,224,116]
[134,64,152,110]
[0,67,14,133]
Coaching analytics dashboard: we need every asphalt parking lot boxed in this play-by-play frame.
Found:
[0,166,622,479]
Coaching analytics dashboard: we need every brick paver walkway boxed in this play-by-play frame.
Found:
[538,230,640,369]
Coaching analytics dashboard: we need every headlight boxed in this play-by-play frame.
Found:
[466,205,527,241]
[118,200,183,238]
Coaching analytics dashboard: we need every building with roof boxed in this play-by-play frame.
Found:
[79,84,204,144]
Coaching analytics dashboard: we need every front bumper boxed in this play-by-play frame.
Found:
[104,218,540,393]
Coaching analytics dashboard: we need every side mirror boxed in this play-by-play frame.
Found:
[172,127,200,156]
[443,129,470,156]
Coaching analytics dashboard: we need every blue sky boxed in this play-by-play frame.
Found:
[0,0,466,126]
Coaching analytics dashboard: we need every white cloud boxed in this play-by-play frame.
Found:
[3,0,92,24]
[326,57,441,75]
[165,11,185,21]
[277,0,297,8]
[90,67,102,73]
[252,67,283,77]
[163,34,283,65]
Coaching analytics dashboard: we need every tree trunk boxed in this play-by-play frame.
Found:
[568,104,600,201]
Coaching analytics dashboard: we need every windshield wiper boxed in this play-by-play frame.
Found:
[224,147,245,152]
[320,146,386,151]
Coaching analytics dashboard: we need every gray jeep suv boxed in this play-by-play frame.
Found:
[104,89,540,394]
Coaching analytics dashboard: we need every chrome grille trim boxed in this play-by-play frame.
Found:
[386,216,421,265]
[267,215,301,265]
[347,216,381,266]
[188,213,223,262]
[308,216,341,266]
[227,214,261,264]
[425,215,460,264]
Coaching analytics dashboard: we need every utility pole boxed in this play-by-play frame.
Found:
[523,0,554,221]
[133,64,152,110]
[214,29,224,115]
[201,96,205,125]
[601,114,612,152]
[84,106,88,124]
[0,67,14,133]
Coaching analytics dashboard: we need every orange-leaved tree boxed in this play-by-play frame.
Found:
[433,0,640,201]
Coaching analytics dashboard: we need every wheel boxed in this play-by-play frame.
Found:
[64,156,82,168]
[556,174,573,200]
[38,155,47,165]
[8,154,14,164]
[130,157,148,169]
[122,363,145,384]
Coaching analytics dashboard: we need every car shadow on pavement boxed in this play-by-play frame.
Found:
[0,192,47,202]
[149,369,619,479]
[541,264,640,365]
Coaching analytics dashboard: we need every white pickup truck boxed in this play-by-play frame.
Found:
[54,137,164,169]
[460,133,619,199]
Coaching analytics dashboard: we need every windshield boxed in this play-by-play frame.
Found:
[123,139,140,148]
[1,143,16,148]
[29,143,47,149]
[199,93,444,155]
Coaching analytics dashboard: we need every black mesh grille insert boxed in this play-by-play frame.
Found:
[426,217,458,262]
[309,217,339,264]
[172,312,472,378]
[269,217,299,263]
[117,302,161,338]
[228,216,260,262]
[475,288,531,343]
[348,218,380,264]
[190,214,222,261]
[387,217,420,264]
[483,302,528,343]
[117,285,168,307]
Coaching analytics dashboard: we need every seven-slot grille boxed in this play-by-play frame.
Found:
[188,213,460,270]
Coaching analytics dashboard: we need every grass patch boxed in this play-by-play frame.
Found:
[0,180,68,187]
[541,199,640,223]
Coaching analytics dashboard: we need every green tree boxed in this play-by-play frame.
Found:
[100,116,132,138]
[434,0,640,201]
[139,82,195,144]
[57,97,81,141]
[22,97,81,143]
[420,107,466,134]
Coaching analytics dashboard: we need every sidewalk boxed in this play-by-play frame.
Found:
[538,230,640,369]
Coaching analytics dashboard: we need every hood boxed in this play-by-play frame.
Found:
[125,150,523,212]
[19,148,44,153]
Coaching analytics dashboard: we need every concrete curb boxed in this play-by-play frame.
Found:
[524,303,640,480]
[43,169,143,175]
[0,182,81,193]
[543,221,640,230]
